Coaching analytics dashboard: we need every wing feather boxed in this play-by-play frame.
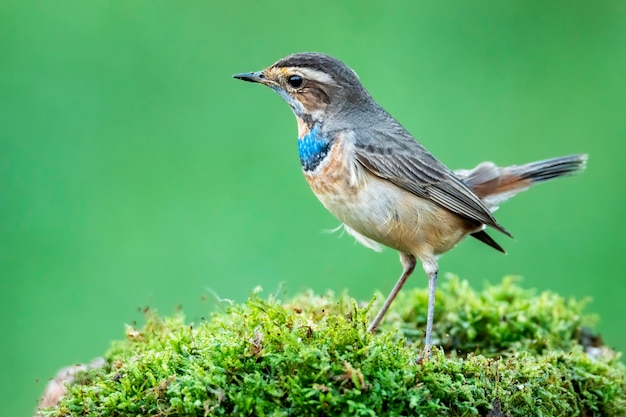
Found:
[352,128,511,237]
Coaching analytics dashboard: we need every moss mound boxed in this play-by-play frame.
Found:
[40,277,625,416]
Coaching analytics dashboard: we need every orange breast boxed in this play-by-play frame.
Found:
[304,139,355,199]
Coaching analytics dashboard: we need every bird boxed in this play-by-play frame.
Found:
[233,52,587,357]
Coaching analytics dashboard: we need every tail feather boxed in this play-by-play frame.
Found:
[459,154,587,252]
[508,154,588,184]
[470,229,506,253]
[456,154,587,211]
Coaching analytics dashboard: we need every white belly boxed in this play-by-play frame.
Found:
[304,138,472,258]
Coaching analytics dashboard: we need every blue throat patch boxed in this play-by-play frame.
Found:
[298,125,330,172]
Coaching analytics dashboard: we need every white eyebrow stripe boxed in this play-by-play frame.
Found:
[297,68,336,85]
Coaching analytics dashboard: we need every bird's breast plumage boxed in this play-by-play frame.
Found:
[298,124,331,172]
[301,131,474,258]
[303,132,355,198]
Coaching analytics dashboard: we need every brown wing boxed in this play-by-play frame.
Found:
[353,134,511,237]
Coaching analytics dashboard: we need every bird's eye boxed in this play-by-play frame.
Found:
[287,74,304,89]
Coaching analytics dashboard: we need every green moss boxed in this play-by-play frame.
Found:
[40,276,625,416]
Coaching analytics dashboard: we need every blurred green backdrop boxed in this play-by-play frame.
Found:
[1,1,625,415]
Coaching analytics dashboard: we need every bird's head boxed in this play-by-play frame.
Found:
[234,52,373,133]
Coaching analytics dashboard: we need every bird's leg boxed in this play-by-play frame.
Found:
[420,258,439,360]
[367,253,416,333]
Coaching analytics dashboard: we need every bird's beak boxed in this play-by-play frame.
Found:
[233,70,268,84]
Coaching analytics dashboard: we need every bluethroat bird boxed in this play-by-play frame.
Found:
[234,52,587,356]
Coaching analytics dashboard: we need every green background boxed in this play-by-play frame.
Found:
[2,1,625,415]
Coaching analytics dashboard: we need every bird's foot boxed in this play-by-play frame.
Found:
[416,345,433,364]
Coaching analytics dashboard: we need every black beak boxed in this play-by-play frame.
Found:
[233,71,267,83]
